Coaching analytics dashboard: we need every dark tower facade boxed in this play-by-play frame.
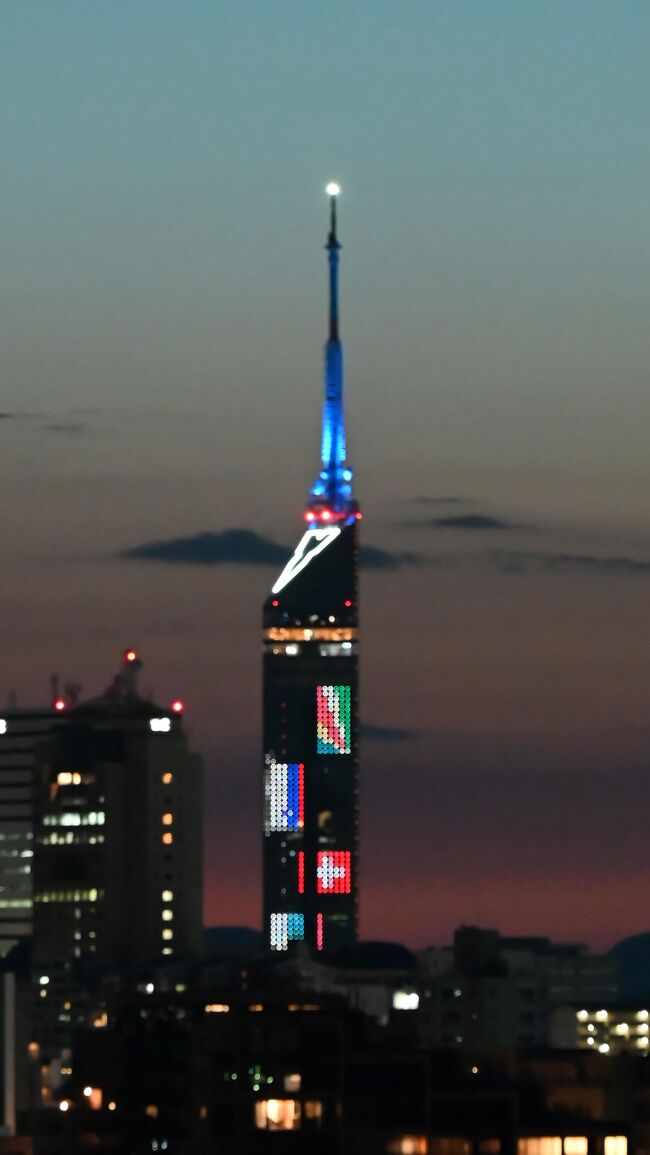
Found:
[262,186,360,954]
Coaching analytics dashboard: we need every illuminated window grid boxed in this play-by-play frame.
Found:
[264,758,304,834]
[316,851,351,894]
[265,627,357,643]
[316,685,351,755]
[270,912,304,952]
[297,851,304,894]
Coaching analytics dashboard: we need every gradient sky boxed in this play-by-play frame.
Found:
[1,1,650,950]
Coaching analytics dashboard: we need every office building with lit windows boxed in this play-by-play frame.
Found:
[0,706,63,957]
[30,652,203,1055]
[262,186,360,954]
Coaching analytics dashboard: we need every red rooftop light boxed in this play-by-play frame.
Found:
[171,700,184,714]
[272,599,279,607]
[54,699,66,712]
[124,650,138,663]
[344,599,352,607]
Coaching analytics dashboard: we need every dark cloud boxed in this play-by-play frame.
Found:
[432,514,515,530]
[361,723,414,742]
[400,513,520,531]
[44,423,86,435]
[0,412,42,421]
[361,544,420,570]
[413,496,468,506]
[121,530,418,570]
[122,529,289,567]
[491,550,650,577]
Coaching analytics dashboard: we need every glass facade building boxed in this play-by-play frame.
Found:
[0,708,59,957]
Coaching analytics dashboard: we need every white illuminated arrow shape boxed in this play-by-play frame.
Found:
[271,527,341,595]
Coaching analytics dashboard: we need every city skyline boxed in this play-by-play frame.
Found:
[1,1,650,950]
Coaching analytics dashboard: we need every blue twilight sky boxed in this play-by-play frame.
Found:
[1,1,650,947]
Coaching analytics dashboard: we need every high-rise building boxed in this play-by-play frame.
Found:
[30,651,203,1055]
[262,185,361,954]
[0,705,63,957]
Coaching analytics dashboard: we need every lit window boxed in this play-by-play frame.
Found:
[162,772,173,784]
[518,1142,562,1155]
[604,1140,627,1155]
[564,1140,588,1155]
[145,1105,158,1119]
[162,947,173,955]
[150,718,171,733]
[638,1010,649,1021]
[162,929,173,940]
[162,813,173,826]
[576,1010,588,1021]
[595,1009,608,1021]
[162,833,173,845]
[204,1004,229,1014]
[0,721,6,735]
[393,991,419,1011]
[303,1101,323,1121]
[162,909,173,921]
[386,1139,428,1155]
[162,890,173,902]
[57,772,72,786]
[598,1044,610,1054]
[284,1073,301,1092]
[254,1100,301,1131]
[615,1023,629,1035]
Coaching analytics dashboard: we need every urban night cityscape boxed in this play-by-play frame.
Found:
[1,2,650,1152]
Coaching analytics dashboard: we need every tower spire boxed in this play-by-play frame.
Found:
[327,183,340,341]
[308,183,357,521]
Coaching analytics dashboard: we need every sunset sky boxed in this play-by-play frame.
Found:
[1,0,650,949]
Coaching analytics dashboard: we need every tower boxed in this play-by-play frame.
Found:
[262,185,361,954]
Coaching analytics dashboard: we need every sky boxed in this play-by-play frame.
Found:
[1,0,650,950]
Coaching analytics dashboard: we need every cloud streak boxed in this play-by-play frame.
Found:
[120,529,419,570]
[491,550,650,577]
[430,514,515,531]
[361,723,414,742]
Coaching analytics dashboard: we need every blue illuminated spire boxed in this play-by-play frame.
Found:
[308,184,357,521]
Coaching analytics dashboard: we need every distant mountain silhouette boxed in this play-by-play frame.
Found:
[610,932,650,1001]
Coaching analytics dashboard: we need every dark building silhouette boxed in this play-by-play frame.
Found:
[262,186,361,954]
[30,651,203,1058]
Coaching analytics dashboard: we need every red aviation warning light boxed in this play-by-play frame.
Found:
[124,649,138,664]
[171,700,184,715]
[54,698,66,712]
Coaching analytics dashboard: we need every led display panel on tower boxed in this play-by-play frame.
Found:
[262,186,360,953]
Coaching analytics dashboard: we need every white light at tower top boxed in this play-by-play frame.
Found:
[326,182,341,197]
